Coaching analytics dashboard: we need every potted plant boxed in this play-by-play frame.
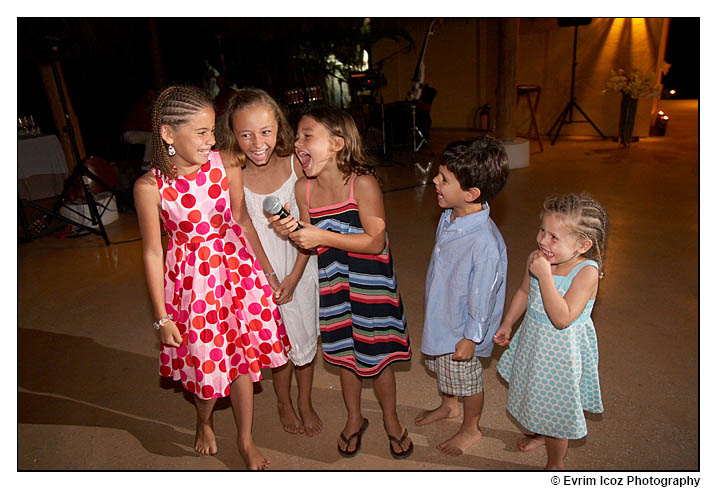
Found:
[603,69,661,147]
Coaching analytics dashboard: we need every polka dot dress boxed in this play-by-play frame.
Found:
[497,260,603,439]
[154,151,290,400]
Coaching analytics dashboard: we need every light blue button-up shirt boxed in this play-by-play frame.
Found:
[421,204,507,357]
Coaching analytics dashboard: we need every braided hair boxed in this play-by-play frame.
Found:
[541,193,609,276]
[215,87,294,168]
[150,85,214,181]
[301,105,378,184]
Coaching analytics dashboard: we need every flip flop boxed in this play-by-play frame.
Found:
[337,418,369,457]
[388,428,414,459]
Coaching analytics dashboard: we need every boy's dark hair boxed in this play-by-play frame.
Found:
[441,135,509,203]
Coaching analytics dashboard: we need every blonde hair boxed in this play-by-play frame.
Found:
[150,85,213,181]
[541,193,609,275]
[215,87,294,168]
[301,105,377,184]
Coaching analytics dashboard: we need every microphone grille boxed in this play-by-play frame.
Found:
[263,195,282,214]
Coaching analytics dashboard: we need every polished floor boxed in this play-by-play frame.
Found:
[17,100,699,472]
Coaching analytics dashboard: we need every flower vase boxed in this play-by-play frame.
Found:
[619,93,638,147]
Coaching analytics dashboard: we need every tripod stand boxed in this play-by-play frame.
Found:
[409,102,427,152]
[546,24,605,145]
[18,46,115,245]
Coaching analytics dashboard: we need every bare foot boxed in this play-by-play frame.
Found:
[437,427,483,456]
[299,404,324,437]
[195,420,218,455]
[415,404,460,426]
[277,400,304,435]
[238,439,270,470]
[517,434,546,452]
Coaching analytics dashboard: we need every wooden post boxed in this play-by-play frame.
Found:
[37,61,86,172]
[496,18,518,142]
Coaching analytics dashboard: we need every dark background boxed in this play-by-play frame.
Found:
[17,17,699,164]
[661,17,699,100]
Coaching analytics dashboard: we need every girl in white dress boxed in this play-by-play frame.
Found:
[216,88,322,436]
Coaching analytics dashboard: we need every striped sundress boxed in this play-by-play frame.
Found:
[307,174,411,377]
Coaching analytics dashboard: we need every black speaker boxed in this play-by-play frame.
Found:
[557,18,592,27]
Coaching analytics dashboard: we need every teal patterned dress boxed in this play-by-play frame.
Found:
[497,260,603,439]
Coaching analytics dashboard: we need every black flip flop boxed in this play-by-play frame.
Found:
[388,428,414,459]
[337,418,369,457]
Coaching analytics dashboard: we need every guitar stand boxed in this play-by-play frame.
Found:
[410,103,427,152]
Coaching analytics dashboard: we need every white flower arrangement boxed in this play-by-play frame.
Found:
[602,68,661,99]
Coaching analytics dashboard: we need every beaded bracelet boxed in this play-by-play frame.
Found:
[153,315,171,330]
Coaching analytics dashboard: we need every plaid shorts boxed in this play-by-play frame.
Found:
[425,353,484,397]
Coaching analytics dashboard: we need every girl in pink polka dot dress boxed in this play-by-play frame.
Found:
[134,85,290,470]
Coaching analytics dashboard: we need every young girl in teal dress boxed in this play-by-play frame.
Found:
[493,193,608,470]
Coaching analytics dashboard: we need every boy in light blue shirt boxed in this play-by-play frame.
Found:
[416,136,509,456]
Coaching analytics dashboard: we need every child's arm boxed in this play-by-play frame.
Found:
[134,173,182,347]
[288,174,387,254]
[453,252,505,360]
[273,248,312,304]
[493,253,532,346]
[225,164,281,291]
[272,183,313,304]
[530,252,598,329]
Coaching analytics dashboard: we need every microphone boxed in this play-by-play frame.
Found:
[262,195,303,229]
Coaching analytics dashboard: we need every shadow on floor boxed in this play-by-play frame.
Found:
[18,327,537,470]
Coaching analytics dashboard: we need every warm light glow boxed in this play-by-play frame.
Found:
[658,110,664,115]
[663,116,669,120]
[669,89,676,95]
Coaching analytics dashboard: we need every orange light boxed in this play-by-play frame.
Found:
[663,116,669,120]
[658,110,664,115]
[669,89,676,95]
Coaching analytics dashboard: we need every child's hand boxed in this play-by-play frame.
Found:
[267,203,300,237]
[274,273,300,305]
[159,320,183,348]
[452,338,476,361]
[529,249,552,278]
[493,324,512,346]
[288,224,323,250]
[266,272,281,292]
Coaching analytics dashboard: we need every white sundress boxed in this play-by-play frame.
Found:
[243,155,320,366]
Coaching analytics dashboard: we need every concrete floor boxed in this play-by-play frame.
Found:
[17,100,699,473]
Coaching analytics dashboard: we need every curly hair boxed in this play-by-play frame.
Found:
[440,135,509,203]
[541,193,609,275]
[215,87,294,168]
[150,85,214,181]
[300,105,377,184]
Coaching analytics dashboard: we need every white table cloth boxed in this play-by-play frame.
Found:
[17,134,69,200]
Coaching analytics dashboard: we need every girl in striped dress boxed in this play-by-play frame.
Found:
[269,106,413,459]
